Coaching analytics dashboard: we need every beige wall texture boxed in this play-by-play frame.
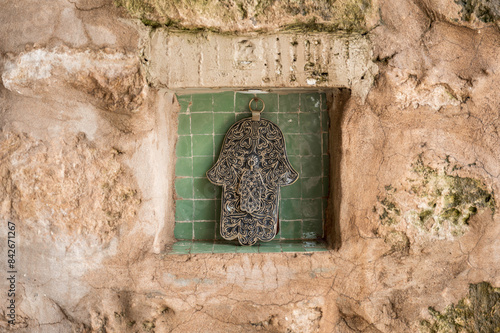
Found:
[1,0,500,332]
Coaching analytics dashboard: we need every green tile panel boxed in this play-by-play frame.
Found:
[174,222,192,240]
[213,91,235,112]
[174,91,329,251]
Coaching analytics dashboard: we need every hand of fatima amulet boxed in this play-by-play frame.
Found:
[207,98,299,246]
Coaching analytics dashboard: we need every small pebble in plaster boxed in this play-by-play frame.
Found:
[307,78,317,85]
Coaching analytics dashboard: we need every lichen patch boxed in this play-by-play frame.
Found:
[375,155,495,241]
[420,282,500,333]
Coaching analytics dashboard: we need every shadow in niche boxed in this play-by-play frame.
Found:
[326,88,351,250]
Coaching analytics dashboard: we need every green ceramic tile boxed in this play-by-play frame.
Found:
[279,94,300,113]
[305,247,329,252]
[300,113,320,134]
[213,242,237,253]
[287,156,302,174]
[301,177,323,198]
[280,199,302,220]
[280,220,302,239]
[300,93,321,112]
[193,177,216,199]
[191,113,213,135]
[194,200,216,221]
[190,93,213,112]
[284,134,301,156]
[175,241,193,248]
[214,220,224,240]
[213,92,235,112]
[174,222,193,240]
[191,242,214,253]
[323,157,330,176]
[323,132,329,154]
[302,240,319,248]
[275,229,282,239]
[215,199,222,220]
[176,94,191,113]
[194,221,216,240]
[320,93,328,111]
[236,245,260,253]
[236,112,251,122]
[235,93,253,113]
[259,242,282,253]
[214,186,222,198]
[175,178,193,199]
[279,113,299,133]
[256,93,278,112]
[321,111,329,131]
[322,177,329,197]
[322,198,328,220]
[301,199,323,219]
[301,156,322,177]
[214,113,236,135]
[175,200,193,221]
[170,248,190,255]
[263,113,278,125]
[178,114,191,135]
[281,179,301,199]
[176,158,192,177]
[281,242,306,252]
[193,156,214,177]
[176,136,192,158]
[192,135,213,156]
[303,240,328,251]
[214,135,225,155]
[302,220,323,239]
[170,241,191,254]
[299,134,322,156]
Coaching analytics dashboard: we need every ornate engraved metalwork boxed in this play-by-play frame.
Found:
[207,98,298,246]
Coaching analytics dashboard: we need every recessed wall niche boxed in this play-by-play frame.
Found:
[172,91,330,254]
[147,31,372,254]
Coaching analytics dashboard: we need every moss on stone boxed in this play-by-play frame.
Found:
[420,282,500,333]
[115,0,155,19]
[418,209,434,226]
[378,194,401,226]
[114,0,372,33]
[440,208,461,225]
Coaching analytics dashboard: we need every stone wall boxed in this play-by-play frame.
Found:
[1,0,500,332]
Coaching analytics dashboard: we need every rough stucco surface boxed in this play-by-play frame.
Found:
[1,0,500,332]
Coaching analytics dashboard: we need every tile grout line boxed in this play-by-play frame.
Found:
[189,94,195,240]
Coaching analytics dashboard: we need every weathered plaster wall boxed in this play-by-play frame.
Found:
[144,31,376,100]
[1,0,500,332]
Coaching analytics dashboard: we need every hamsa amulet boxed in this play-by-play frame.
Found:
[207,108,298,246]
